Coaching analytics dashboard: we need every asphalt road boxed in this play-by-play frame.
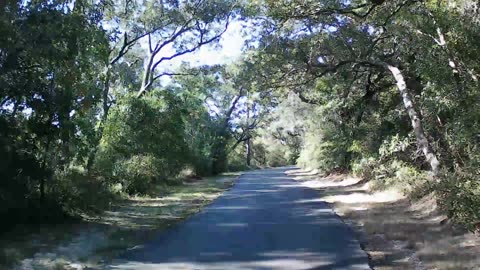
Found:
[109,167,370,270]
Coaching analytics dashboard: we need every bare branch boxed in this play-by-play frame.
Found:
[154,19,230,70]
[109,26,165,66]
[153,17,196,55]
[148,33,154,53]
[291,3,376,19]
[225,94,242,127]
[151,71,200,82]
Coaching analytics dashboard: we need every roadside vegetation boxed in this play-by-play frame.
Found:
[287,169,480,269]
[247,0,480,232]
[1,173,239,269]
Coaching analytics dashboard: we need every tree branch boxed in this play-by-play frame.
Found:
[154,18,230,69]
[151,71,200,82]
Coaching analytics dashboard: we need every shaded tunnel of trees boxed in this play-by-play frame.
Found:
[1,0,480,231]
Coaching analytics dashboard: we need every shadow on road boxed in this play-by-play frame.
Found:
[108,167,370,270]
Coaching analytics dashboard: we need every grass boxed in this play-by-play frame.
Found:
[0,172,241,270]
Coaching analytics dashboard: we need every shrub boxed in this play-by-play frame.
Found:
[227,146,250,171]
[297,135,349,173]
[264,143,290,167]
[51,167,117,214]
[435,170,480,231]
[352,157,429,195]
[191,155,213,176]
[352,157,377,179]
[94,92,189,194]
[113,155,163,195]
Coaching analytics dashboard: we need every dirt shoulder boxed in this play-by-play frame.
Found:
[286,169,480,270]
[0,173,240,270]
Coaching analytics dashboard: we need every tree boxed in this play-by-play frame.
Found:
[249,0,446,175]
[0,0,108,223]
[244,0,480,227]
[132,0,237,97]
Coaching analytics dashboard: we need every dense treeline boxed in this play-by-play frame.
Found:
[0,0,257,229]
[2,0,479,231]
[247,0,480,229]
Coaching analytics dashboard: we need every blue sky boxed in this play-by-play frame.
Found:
[144,20,246,72]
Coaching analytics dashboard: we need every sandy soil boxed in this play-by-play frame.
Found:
[286,169,480,270]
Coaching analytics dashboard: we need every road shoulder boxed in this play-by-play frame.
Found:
[1,173,240,270]
[285,169,480,270]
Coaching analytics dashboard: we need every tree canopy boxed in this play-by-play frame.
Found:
[1,0,479,231]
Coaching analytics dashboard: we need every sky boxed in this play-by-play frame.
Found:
[178,20,246,66]
[145,20,246,74]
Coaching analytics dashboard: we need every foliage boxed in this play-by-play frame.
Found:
[246,0,480,228]
[112,154,166,195]
[95,93,189,194]
[0,0,241,227]
[50,167,116,214]
[3,0,480,233]
[436,170,480,231]
[0,0,107,227]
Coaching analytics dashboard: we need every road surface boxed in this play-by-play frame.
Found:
[109,167,370,270]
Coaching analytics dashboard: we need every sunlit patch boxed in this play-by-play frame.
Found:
[323,189,403,204]
[216,223,248,227]
[109,255,367,270]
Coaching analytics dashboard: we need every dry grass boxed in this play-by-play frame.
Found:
[0,173,240,270]
[286,169,480,270]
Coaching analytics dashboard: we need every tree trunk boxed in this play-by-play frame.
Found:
[246,92,251,166]
[103,68,111,121]
[137,52,155,98]
[423,9,478,82]
[387,65,441,177]
[246,138,252,166]
[86,66,112,172]
[40,135,52,203]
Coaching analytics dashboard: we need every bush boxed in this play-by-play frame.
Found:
[297,134,349,173]
[113,155,163,194]
[227,146,250,171]
[94,92,190,194]
[51,167,118,214]
[352,157,377,179]
[352,157,429,194]
[264,142,290,167]
[435,170,480,231]
[191,155,213,176]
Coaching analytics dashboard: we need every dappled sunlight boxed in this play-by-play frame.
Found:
[208,206,252,210]
[110,251,369,270]
[8,176,238,270]
[299,176,363,189]
[216,222,249,227]
[108,168,369,270]
[290,170,480,269]
[286,169,363,187]
[322,189,403,204]
[286,170,321,178]
[4,0,480,268]
[233,189,281,193]
[289,171,404,205]
[293,198,325,204]
[88,177,237,230]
